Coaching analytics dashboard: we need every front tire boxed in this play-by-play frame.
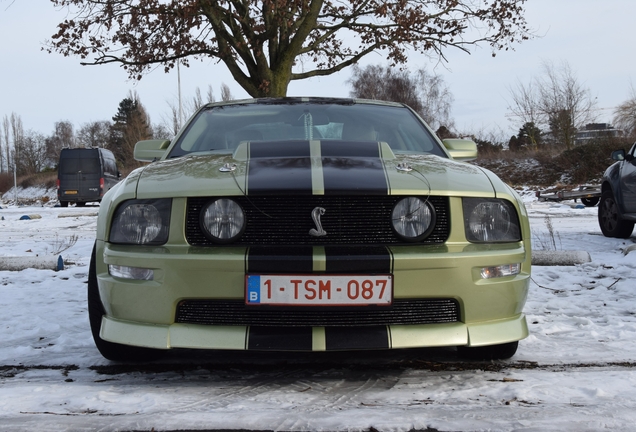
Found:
[598,190,634,238]
[88,243,161,362]
[457,341,519,361]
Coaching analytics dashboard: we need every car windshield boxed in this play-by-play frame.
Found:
[167,100,447,158]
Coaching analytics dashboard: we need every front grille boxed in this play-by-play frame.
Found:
[186,195,450,246]
[175,299,460,327]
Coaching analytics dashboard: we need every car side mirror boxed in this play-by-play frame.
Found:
[442,139,478,161]
[611,149,627,162]
[134,139,171,162]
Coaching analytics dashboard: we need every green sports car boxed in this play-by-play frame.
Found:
[89,97,531,361]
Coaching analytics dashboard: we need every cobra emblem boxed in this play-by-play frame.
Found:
[309,207,327,237]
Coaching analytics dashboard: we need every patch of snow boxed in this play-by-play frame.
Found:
[1,186,636,431]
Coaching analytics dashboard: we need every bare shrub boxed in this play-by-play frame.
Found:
[475,137,630,187]
[18,172,57,189]
[532,215,562,251]
[50,234,79,255]
[0,173,13,193]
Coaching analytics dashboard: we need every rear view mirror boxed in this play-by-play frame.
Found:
[611,149,626,161]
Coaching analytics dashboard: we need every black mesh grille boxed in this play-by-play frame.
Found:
[186,195,450,246]
[175,299,460,327]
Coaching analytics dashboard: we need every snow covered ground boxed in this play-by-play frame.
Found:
[1,189,636,432]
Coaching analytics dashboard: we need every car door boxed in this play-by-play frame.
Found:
[77,150,102,200]
[620,143,636,214]
[58,151,81,199]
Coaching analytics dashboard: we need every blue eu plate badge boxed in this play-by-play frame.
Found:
[247,275,260,304]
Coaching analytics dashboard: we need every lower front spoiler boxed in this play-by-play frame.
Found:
[100,314,528,351]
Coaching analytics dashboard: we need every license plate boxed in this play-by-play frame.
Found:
[64,190,78,195]
[246,274,392,306]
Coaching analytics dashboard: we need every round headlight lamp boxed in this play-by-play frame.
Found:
[391,197,436,242]
[109,199,171,245]
[200,198,246,243]
[463,198,521,243]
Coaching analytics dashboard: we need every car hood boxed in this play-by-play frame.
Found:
[135,141,498,199]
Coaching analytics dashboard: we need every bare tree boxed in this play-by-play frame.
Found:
[164,102,182,138]
[507,80,542,149]
[415,68,454,131]
[0,115,9,173]
[77,121,112,148]
[220,83,234,102]
[614,85,636,138]
[349,64,454,131]
[45,121,75,167]
[7,113,24,173]
[163,84,232,136]
[186,85,217,115]
[48,0,532,98]
[507,60,597,150]
[151,123,175,141]
[15,131,47,176]
[538,61,597,149]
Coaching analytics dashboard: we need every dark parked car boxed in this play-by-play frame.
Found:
[599,143,636,238]
[57,148,121,207]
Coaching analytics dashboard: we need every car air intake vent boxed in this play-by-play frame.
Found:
[186,195,450,246]
[176,299,460,327]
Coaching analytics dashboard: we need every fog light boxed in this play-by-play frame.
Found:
[480,263,521,279]
[109,265,154,281]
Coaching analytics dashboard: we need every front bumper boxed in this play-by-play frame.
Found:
[95,239,530,351]
[100,314,528,351]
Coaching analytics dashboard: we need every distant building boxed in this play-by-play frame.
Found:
[575,123,622,145]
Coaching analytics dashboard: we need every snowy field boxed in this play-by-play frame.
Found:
[1,189,636,432]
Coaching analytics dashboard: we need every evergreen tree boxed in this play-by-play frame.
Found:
[517,122,542,149]
[110,92,152,168]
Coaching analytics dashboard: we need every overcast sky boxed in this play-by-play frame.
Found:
[1,0,635,140]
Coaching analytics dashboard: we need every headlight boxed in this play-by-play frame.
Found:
[200,198,246,243]
[391,197,436,242]
[463,198,521,243]
[109,199,172,245]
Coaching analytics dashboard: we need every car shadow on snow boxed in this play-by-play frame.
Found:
[89,346,520,377]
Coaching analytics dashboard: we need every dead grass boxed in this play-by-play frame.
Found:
[475,138,631,187]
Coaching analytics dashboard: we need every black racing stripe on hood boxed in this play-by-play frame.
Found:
[247,246,313,274]
[247,141,313,195]
[325,326,389,350]
[321,141,388,195]
[324,246,392,274]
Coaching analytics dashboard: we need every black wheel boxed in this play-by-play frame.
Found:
[581,197,599,207]
[88,243,161,362]
[457,341,518,361]
[598,190,634,238]
[60,201,69,208]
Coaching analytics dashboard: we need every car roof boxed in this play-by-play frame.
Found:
[201,97,407,110]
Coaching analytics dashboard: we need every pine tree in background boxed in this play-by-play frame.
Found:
[111,92,152,168]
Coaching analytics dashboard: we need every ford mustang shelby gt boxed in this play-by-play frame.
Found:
[89,98,531,361]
